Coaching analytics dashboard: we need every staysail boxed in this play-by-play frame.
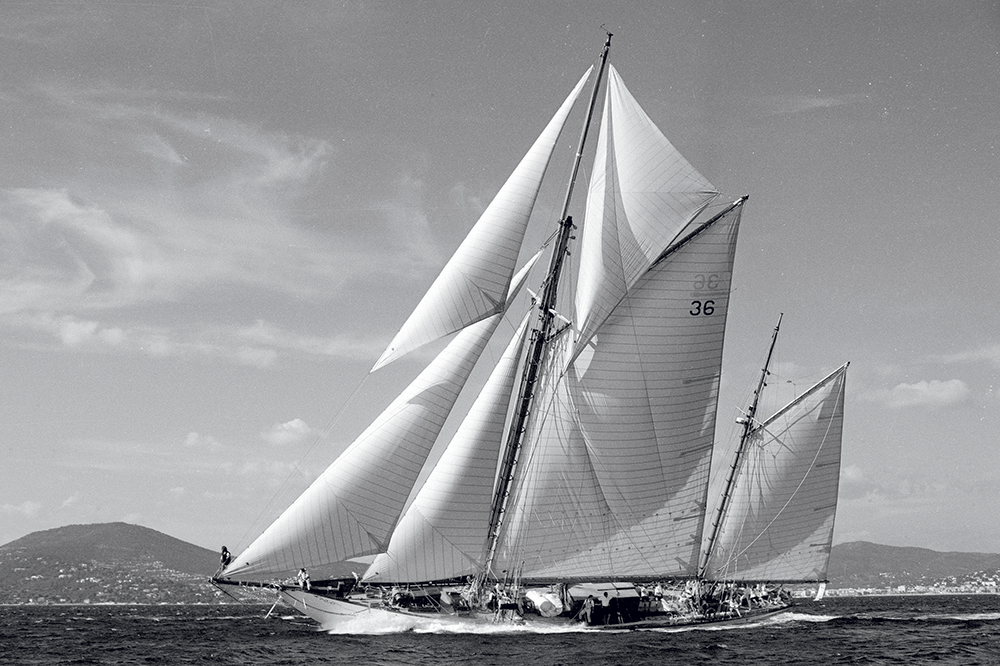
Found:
[701,363,849,582]
[371,68,593,372]
[494,200,745,581]
[364,313,532,583]
[223,314,503,580]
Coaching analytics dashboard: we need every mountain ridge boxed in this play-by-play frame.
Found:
[828,540,1000,590]
[0,522,230,604]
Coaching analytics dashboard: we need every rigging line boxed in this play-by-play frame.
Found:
[756,364,849,431]
[701,312,780,577]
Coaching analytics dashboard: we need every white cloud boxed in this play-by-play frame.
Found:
[234,346,278,368]
[935,343,1000,369]
[760,92,870,116]
[864,379,971,409]
[841,464,866,482]
[184,432,223,451]
[261,418,315,447]
[58,317,100,347]
[1,500,43,517]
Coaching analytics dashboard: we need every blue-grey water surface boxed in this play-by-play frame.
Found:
[3,594,998,665]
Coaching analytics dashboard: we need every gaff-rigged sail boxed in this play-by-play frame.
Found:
[574,66,720,355]
[364,312,532,584]
[702,363,848,582]
[494,201,744,581]
[371,68,593,372]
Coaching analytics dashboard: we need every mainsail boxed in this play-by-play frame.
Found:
[701,363,849,582]
[494,201,745,581]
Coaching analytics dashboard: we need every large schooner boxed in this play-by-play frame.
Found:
[213,36,848,632]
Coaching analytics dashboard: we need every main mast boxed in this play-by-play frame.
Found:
[699,314,782,578]
[482,34,612,577]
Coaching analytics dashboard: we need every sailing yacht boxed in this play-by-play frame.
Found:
[213,36,848,632]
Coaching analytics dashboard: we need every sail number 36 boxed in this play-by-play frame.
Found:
[690,274,720,316]
[690,300,715,316]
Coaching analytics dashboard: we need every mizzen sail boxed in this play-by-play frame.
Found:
[702,363,848,582]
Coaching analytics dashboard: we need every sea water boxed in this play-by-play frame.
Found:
[2,595,998,665]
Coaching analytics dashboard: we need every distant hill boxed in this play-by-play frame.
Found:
[828,541,1000,589]
[0,522,241,604]
[3,522,217,574]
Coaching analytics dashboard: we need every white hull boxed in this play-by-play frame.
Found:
[279,588,790,633]
[279,589,483,632]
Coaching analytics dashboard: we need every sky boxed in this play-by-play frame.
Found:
[1,1,999,558]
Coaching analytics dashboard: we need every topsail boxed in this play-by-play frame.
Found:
[574,66,720,354]
[371,69,593,371]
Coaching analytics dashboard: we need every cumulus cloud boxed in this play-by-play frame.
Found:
[57,317,126,348]
[261,418,315,446]
[864,379,970,409]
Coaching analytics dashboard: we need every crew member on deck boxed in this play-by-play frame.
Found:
[581,595,595,625]
[220,546,231,569]
[296,568,311,590]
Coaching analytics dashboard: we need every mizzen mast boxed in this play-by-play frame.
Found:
[482,33,612,577]
[700,313,783,578]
